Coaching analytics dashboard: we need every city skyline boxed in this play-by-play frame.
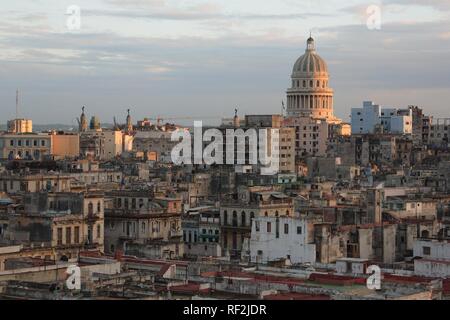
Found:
[1,0,450,125]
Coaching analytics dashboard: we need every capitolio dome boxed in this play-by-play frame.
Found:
[286,36,334,119]
[292,37,328,76]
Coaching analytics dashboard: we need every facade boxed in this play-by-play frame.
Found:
[0,173,72,193]
[133,130,177,163]
[0,133,51,160]
[351,101,413,135]
[429,118,450,148]
[7,119,32,134]
[220,189,294,258]
[244,115,296,173]
[182,208,221,257]
[408,106,432,146]
[50,132,80,158]
[414,238,450,277]
[3,191,105,259]
[104,192,183,259]
[80,130,131,160]
[249,216,316,264]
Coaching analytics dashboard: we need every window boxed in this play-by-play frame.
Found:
[66,227,71,244]
[223,232,228,248]
[241,212,246,226]
[284,224,289,234]
[74,226,80,244]
[297,226,302,234]
[57,228,63,245]
[267,222,272,233]
[10,140,14,146]
[97,201,101,213]
[88,202,93,215]
[223,210,228,225]
[41,140,45,146]
[232,211,238,227]
[142,222,146,232]
[97,225,101,239]
[423,246,431,255]
[255,221,260,232]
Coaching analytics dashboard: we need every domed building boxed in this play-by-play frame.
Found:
[285,36,347,158]
[286,36,334,119]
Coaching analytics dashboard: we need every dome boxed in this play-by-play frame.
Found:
[292,37,328,75]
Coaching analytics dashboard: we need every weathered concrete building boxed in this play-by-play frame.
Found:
[104,191,183,260]
[249,216,316,264]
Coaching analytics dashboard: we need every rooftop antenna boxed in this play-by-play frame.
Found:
[16,89,19,119]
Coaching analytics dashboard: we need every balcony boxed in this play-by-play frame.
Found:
[86,213,100,222]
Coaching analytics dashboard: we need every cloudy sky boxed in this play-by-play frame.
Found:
[1,0,449,126]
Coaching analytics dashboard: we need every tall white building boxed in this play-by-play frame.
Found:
[351,101,412,135]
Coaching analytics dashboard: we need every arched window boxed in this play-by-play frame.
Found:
[241,211,246,226]
[97,201,101,213]
[265,211,268,217]
[223,210,228,225]
[142,222,146,232]
[232,211,238,227]
[97,224,101,238]
[88,202,93,215]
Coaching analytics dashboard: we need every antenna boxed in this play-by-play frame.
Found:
[16,89,19,119]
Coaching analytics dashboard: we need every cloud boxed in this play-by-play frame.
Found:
[1,0,450,123]
[384,0,450,11]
